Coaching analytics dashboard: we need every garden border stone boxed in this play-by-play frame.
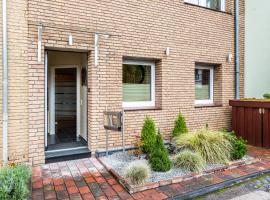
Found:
[98,153,260,194]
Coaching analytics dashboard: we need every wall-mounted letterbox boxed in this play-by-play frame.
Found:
[103,111,122,131]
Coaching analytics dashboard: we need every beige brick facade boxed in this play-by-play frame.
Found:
[0,0,245,166]
[0,0,29,165]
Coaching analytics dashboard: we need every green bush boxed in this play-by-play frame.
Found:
[263,93,270,99]
[174,150,205,172]
[149,149,172,172]
[155,129,166,152]
[149,131,172,172]
[172,113,188,137]
[140,117,157,154]
[231,137,247,160]
[0,164,31,200]
[175,128,233,164]
[221,131,248,160]
[124,160,150,185]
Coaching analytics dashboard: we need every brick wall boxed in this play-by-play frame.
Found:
[0,0,29,166]
[0,0,245,165]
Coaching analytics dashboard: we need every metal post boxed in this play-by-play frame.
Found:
[235,0,240,99]
[105,106,108,156]
[2,0,8,164]
[106,129,108,157]
[122,109,125,153]
[45,51,48,148]
[37,25,43,63]
[94,33,99,67]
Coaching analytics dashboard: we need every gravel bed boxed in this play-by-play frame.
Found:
[102,152,253,183]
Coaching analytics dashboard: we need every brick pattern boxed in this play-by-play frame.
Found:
[0,0,245,165]
[32,147,270,200]
[0,0,29,165]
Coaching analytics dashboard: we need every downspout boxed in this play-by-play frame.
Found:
[235,0,240,99]
[2,0,8,164]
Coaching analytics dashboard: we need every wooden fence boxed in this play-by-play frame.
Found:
[229,100,270,148]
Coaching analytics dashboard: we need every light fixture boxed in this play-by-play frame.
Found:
[68,34,73,46]
[165,47,170,56]
[227,53,233,62]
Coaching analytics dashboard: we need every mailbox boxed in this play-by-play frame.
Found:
[103,111,122,131]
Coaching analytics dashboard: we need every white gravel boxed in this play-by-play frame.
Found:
[102,152,253,183]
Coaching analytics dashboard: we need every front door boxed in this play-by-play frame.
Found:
[48,65,81,147]
[55,68,77,143]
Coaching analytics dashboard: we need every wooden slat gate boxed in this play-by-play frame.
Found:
[230,100,270,148]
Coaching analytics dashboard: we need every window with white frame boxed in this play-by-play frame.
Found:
[195,65,214,105]
[122,60,155,108]
[185,0,226,11]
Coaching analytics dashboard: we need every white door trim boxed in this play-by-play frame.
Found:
[48,65,81,138]
[45,52,48,147]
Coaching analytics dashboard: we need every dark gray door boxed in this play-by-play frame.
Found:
[55,68,77,143]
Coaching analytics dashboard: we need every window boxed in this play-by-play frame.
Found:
[123,60,155,108]
[195,65,214,105]
[185,0,226,11]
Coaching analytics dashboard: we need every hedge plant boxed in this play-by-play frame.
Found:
[140,117,157,154]
[231,137,247,160]
[263,93,270,99]
[0,164,31,200]
[172,113,188,137]
[222,131,248,160]
[149,131,172,172]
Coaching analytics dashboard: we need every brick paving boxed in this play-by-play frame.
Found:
[32,147,270,200]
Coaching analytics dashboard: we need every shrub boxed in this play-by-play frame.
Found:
[149,149,172,172]
[175,129,233,164]
[263,93,270,99]
[231,137,247,160]
[149,130,172,172]
[155,129,166,152]
[174,150,205,172]
[172,113,188,137]
[0,164,31,200]
[140,117,157,154]
[124,160,150,185]
[221,131,248,160]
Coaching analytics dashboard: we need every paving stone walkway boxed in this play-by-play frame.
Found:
[32,146,270,200]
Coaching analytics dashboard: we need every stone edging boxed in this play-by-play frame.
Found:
[98,156,260,194]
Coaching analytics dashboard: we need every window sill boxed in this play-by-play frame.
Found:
[123,106,162,111]
[195,103,223,108]
[184,2,232,15]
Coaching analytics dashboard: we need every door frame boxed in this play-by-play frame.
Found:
[48,64,81,142]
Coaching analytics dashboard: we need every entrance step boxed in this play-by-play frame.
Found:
[45,147,91,163]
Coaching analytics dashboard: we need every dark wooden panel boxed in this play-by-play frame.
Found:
[244,108,253,144]
[238,107,245,139]
[263,108,270,148]
[230,100,270,109]
[232,107,238,135]
[252,108,262,147]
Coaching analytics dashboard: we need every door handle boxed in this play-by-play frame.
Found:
[259,108,265,114]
